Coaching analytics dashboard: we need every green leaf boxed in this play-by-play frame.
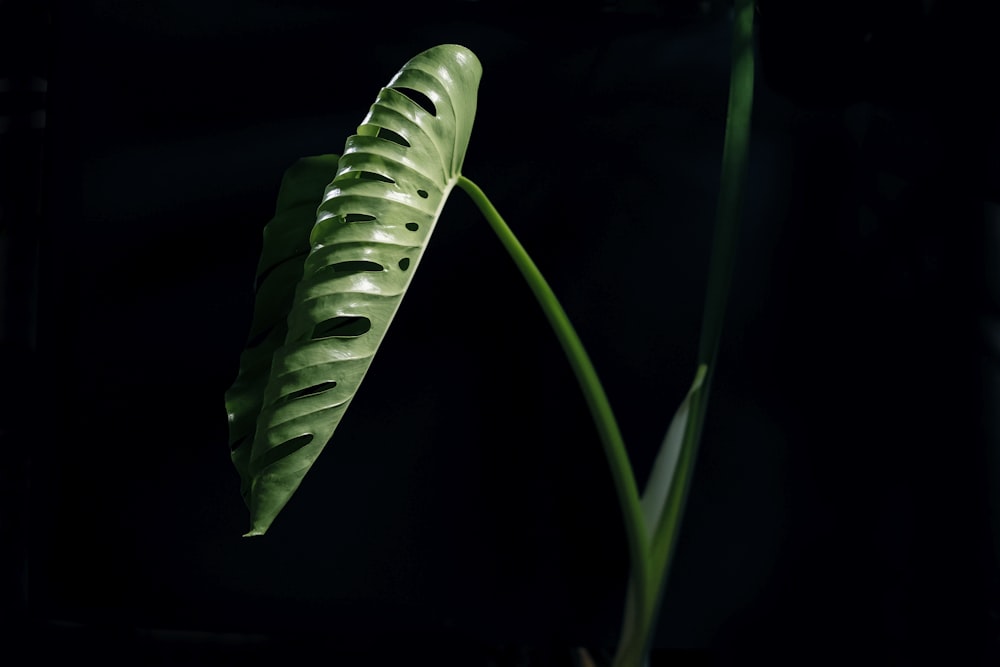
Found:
[225,154,342,509]
[615,0,755,661]
[639,364,706,543]
[228,44,482,536]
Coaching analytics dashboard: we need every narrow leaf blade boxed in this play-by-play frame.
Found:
[639,364,707,538]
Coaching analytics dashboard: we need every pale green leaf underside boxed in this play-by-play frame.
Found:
[226,44,482,536]
[639,363,706,541]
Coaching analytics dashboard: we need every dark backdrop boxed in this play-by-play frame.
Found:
[2,1,998,665]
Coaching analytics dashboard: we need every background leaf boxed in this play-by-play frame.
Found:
[639,364,706,543]
[225,154,341,507]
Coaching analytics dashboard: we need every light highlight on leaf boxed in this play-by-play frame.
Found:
[225,44,481,535]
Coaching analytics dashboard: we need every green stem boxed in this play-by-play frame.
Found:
[456,174,653,641]
[456,2,753,660]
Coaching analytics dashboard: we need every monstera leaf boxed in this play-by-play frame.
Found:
[226,44,482,535]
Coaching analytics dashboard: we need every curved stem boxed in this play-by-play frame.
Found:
[455,1,753,659]
[456,174,653,640]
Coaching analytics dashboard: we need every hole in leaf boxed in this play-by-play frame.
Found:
[311,260,384,283]
[392,87,436,116]
[345,213,376,223]
[417,189,428,198]
[376,127,410,147]
[405,222,419,232]
[251,434,314,475]
[255,250,308,291]
[246,325,275,349]
[357,171,395,184]
[312,316,372,339]
[398,257,410,271]
[285,381,338,401]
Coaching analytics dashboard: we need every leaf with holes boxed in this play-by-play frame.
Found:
[229,44,482,536]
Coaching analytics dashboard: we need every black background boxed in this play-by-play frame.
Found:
[2,1,999,665]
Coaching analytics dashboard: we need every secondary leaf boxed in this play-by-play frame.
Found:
[226,154,342,506]
[229,44,482,536]
[639,363,706,541]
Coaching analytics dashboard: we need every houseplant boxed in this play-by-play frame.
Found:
[224,2,755,665]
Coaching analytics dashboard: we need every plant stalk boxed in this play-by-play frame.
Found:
[456,174,653,642]
[456,0,753,658]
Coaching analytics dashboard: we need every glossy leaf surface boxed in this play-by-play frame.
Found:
[226,44,481,535]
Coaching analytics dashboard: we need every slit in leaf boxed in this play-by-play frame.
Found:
[255,250,308,291]
[405,222,419,231]
[272,380,339,409]
[230,435,250,453]
[251,434,314,475]
[246,325,275,349]
[357,171,395,184]
[392,87,436,116]
[312,260,384,282]
[312,316,372,339]
[345,213,376,223]
[285,381,338,401]
[376,127,410,147]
